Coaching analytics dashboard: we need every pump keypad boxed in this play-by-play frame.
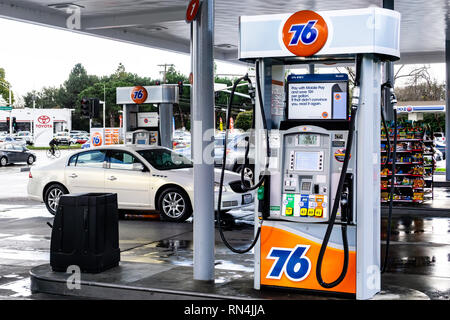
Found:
[282,194,327,219]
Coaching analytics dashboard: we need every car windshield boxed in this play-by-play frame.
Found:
[137,148,193,171]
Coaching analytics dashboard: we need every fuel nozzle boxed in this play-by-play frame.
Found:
[340,189,349,223]
[246,74,256,104]
[390,88,397,106]
[351,86,360,110]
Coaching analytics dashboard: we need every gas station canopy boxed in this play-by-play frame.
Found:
[0,0,448,65]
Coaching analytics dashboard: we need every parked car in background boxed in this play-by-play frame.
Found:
[0,132,8,143]
[28,145,254,222]
[173,130,191,149]
[54,132,71,145]
[176,132,256,181]
[0,136,27,147]
[0,143,36,166]
[16,131,33,145]
[433,132,445,144]
[70,135,89,145]
[215,132,256,181]
[70,130,89,138]
[434,147,443,162]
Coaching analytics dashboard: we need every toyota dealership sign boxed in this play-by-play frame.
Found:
[34,114,54,147]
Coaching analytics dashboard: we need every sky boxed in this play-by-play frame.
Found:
[0,17,446,100]
[0,18,248,98]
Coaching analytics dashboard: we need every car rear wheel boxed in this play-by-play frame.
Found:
[158,187,192,222]
[0,157,7,166]
[44,184,68,215]
[27,155,35,165]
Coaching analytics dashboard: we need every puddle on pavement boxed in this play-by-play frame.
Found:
[0,277,31,298]
[0,205,53,220]
[381,218,450,277]
[0,248,49,262]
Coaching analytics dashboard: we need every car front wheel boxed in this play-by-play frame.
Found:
[44,184,67,215]
[27,155,35,165]
[158,187,192,222]
[0,157,7,166]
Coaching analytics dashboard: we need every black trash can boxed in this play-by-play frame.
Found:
[50,193,120,273]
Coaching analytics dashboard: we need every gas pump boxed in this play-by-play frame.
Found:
[116,85,179,148]
[217,7,401,300]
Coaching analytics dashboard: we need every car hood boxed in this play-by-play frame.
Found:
[160,167,244,185]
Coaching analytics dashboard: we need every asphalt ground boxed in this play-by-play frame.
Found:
[0,150,449,300]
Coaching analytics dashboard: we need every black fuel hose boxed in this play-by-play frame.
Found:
[381,107,397,273]
[216,60,268,254]
[316,102,358,288]
[381,107,391,167]
[239,61,270,192]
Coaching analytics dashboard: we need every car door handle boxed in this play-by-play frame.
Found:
[69,174,78,179]
[107,176,117,181]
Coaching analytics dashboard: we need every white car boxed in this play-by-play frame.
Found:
[16,131,33,145]
[54,132,71,145]
[433,132,445,144]
[0,135,27,147]
[27,145,254,222]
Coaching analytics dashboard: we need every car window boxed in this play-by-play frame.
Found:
[108,150,143,171]
[137,149,192,171]
[68,154,77,166]
[13,145,23,151]
[74,150,106,168]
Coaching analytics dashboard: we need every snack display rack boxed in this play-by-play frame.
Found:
[380,122,435,204]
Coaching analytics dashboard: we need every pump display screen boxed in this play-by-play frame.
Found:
[298,134,319,146]
[287,74,348,120]
[294,152,322,171]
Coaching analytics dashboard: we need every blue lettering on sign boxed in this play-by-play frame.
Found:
[288,20,319,46]
[266,245,311,281]
[134,90,144,100]
[93,136,101,144]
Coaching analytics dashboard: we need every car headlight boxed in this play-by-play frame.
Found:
[214,182,228,193]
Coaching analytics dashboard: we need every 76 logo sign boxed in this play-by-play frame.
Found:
[288,20,319,46]
[266,245,311,282]
[282,10,328,57]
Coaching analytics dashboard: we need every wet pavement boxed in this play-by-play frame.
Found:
[1,153,450,300]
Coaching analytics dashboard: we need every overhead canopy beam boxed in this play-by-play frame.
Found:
[82,6,186,30]
[0,0,233,61]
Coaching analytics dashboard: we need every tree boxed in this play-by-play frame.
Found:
[79,63,154,128]
[394,65,445,101]
[0,67,14,105]
[23,87,60,109]
[235,110,253,131]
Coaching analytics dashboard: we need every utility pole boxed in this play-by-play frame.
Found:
[158,63,175,83]
[103,84,106,129]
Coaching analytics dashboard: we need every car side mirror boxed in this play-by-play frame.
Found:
[133,163,145,172]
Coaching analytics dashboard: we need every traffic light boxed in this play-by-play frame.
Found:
[90,98,100,119]
[12,117,17,132]
[81,98,90,118]
[178,80,184,95]
[6,117,10,130]
[155,80,161,86]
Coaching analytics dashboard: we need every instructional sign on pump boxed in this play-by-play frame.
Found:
[287,74,348,120]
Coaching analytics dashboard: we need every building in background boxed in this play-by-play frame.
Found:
[0,108,73,133]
